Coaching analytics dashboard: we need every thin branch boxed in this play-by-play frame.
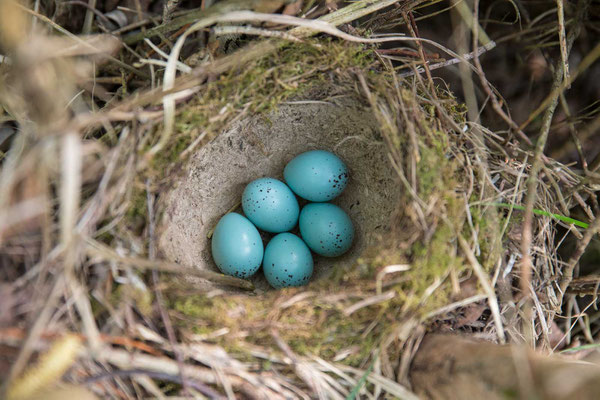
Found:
[403,11,437,98]
[520,0,588,302]
[519,33,599,129]
[556,0,569,83]
[214,25,303,42]
[162,0,181,24]
[471,0,532,146]
[558,217,600,305]
[397,41,496,78]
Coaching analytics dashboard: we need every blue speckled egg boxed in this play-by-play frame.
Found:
[211,213,263,278]
[242,178,299,233]
[263,233,313,288]
[284,150,348,202]
[299,203,354,257]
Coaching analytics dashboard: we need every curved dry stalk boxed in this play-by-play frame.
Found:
[458,235,506,344]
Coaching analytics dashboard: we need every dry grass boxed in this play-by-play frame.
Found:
[1,0,599,398]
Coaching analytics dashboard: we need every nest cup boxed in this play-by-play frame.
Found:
[159,95,401,291]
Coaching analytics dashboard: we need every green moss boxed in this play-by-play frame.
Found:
[167,275,396,367]
[148,40,376,173]
[125,187,148,219]
[111,282,154,317]
[467,204,505,271]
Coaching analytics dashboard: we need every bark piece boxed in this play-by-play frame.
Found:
[410,334,600,400]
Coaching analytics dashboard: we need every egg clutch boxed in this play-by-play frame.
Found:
[211,150,354,289]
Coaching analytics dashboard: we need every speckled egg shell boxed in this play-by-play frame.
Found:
[283,150,348,202]
[299,203,354,257]
[263,233,313,288]
[211,213,264,278]
[242,178,300,233]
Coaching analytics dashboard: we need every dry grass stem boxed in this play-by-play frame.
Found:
[86,238,254,289]
[459,235,506,344]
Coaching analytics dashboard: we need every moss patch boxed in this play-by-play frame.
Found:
[149,40,375,174]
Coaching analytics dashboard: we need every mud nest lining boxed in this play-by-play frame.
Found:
[159,95,401,291]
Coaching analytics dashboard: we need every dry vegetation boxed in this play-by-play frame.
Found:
[1,0,599,399]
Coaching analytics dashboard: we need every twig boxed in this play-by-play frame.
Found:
[453,0,492,46]
[520,0,587,305]
[85,238,254,290]
[403,11,436,98]
[83,0,98,34]
[162,0,181,24]
[450,0,479,123]
[553,111,600,165]
[565,275,600,296]
[556,0,570,84]
[519,23,598,129]
[397,41,496,78]
[558,93,588,171]
[214,25,303,42]
[60,133,102,355]
[558,217,600,305]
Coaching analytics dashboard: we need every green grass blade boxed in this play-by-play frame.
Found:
[560,343,600,353]
[486,203,589,229]
[346,356,377,400]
